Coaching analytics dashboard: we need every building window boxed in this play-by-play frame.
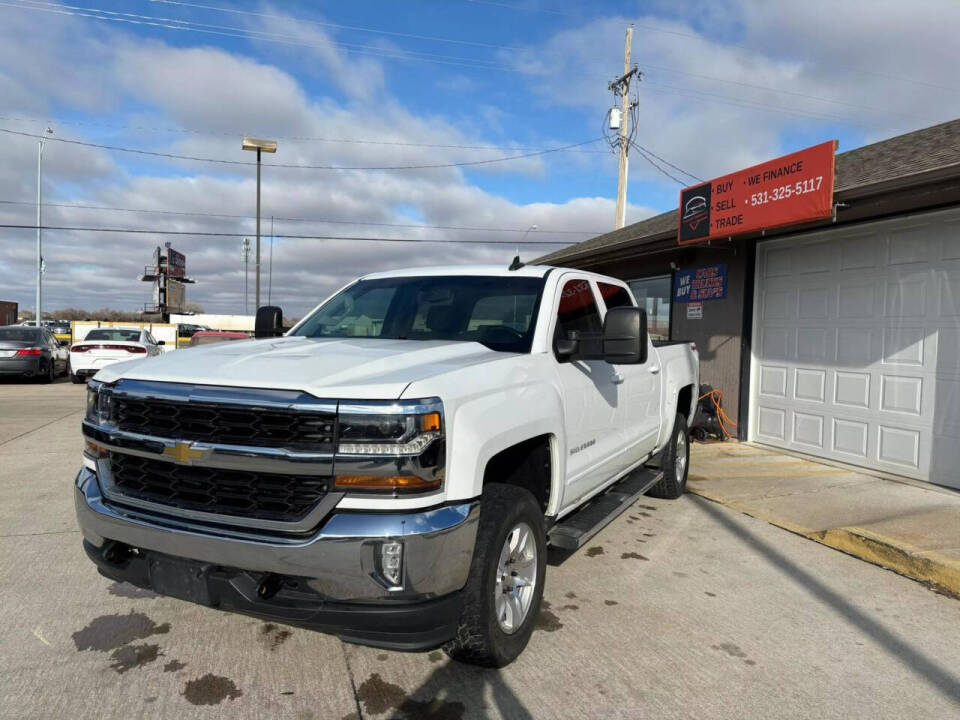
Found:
[597,282,634,310]
[627,275,672,340]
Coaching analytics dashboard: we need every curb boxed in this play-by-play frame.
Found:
[687,486,960,600]
[811,526,960,600]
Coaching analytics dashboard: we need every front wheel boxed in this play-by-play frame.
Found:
[443,483,546,667]
[648,413,690,499]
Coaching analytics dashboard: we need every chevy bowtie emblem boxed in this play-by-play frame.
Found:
[163,442,205,464]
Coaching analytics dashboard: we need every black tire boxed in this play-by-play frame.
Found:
[39,360,54,384]
[443,483,547,667]
[648,413,689,499]
[70,371,85,384]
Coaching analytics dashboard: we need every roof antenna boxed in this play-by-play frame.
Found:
[508,255,525,271]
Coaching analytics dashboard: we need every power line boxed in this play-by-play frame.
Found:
[4,1,943,127]
[150,0,522,51]
[628,140,687,186]
[0,126,604,170]
[0,112,609,153]
[629,142,702,183]
[0,224,576,245]
[0,199,603,234]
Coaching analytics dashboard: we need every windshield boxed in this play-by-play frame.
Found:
[84,329,141,342]
[0,327,41,342]
[292,275,545,353]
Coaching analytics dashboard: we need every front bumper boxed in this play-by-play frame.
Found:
[75,467,479,650]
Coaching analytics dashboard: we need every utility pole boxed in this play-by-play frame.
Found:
[610,26,638,230]
[242,237,251,314]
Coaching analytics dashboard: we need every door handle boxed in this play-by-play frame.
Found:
[648,366,661,374]
[611,372,625,385]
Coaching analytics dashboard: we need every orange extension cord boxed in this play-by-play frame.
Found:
[698,388,738,440]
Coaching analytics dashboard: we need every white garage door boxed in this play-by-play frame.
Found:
[750,207,960,488]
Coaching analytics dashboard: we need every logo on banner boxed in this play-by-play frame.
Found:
[679,184,711,244]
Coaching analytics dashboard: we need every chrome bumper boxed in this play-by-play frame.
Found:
[75,467,479,602]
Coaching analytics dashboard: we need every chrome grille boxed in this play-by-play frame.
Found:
[109,453,330,522]
[113,395,336,452]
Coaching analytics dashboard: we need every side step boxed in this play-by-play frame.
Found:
[547,467,663,550]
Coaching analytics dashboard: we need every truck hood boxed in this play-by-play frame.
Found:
[94,336,506,399]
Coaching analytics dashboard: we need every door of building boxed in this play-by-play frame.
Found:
[750,207,960,488]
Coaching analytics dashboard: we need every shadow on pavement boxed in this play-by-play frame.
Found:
[353,657,533,720]
[690,494,960,705]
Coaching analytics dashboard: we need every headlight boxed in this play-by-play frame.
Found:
[336,398,443,456]
[85,380,115,425]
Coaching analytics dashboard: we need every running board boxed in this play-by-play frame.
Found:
[547,468,663,550]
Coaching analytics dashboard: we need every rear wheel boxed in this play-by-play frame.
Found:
[39,360,54,384]
[648,413,689,499]
[443,483,546,667]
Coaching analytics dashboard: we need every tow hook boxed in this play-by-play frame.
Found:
[257,573,283,600]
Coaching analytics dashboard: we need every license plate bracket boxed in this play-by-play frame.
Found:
[148,555,213,605]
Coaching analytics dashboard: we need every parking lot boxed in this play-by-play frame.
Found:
[1,380,959,719]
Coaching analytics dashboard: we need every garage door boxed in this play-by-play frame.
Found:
[750,207,960,488]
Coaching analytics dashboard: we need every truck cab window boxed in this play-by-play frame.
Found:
[597,282,634,310]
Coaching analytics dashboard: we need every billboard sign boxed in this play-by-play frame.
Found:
[167,247,186,278]
[674,263,727,303]
[166,279,185,311]
[678,140,836,245]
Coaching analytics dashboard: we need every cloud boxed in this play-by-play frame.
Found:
[0,6,647,317]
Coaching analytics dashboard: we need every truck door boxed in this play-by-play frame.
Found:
[552,276,630,511]
[597,281,662,467]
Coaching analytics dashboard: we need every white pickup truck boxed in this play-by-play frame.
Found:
[76,264,698,666]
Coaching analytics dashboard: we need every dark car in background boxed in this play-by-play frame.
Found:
[0,326,68,382]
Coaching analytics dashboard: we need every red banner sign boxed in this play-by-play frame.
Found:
[678,140,836,245]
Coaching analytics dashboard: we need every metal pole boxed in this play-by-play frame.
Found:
[36,138,43,326]
[268,215,274,305]
[255,147,261,311]
[614,26,634,230]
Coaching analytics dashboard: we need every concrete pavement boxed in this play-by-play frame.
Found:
[689,442,960,598]
[2,380,960,718]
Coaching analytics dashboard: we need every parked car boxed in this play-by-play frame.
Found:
[75,264,699,666]
[0,325,68,381]
[69,327,164,383]
[187,330,250,346]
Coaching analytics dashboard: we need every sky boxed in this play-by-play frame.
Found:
[0,0,958,317]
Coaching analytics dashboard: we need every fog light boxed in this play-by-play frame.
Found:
[380,541,404,587]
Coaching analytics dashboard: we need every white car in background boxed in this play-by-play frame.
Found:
[69,328,164,383]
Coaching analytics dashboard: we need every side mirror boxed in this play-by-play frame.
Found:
[555,333,579,358]
[58,339,69,347]
[157,340,165,346]
[255,306,284,338]
[603,307,648,364]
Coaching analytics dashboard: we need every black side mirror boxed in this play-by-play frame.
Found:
[555,333,579,358]
[157,340,165,346]
[255,306,284,338]
[603,307,648,364]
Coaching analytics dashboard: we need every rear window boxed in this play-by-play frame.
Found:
[0,327,40,342]
[84,329,141,342]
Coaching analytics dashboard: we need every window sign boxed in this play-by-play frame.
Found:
[674,264,727,303]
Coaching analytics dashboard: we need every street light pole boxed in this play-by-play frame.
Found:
[242,237,251,314]
[35,128,52,325]
[35,136,43,327]
[242,137,277,311]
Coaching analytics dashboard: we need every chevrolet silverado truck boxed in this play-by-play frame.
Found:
[76,264,699,667]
